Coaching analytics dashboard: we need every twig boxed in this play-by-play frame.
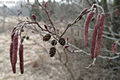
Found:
[60,10,89,37]
[85,58,96,68]
[37,0,55,31]
[68,43,120,60]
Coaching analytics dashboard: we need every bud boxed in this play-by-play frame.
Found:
[32,14,36,21]
[51,40,57,46]
[44,25,48,29]
[43,34,51,41]
[59,38,65,46]
[64,45,69,49]
[44,2,47,8]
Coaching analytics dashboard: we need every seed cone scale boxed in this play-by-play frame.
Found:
[59,38,65,46]
[43,34,51,41]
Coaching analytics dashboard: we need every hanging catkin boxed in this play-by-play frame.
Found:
[90,17,99,59]
[12,33,18,73]
[95,13,105,57]
[19,43,24,74]
[84,11,94,46]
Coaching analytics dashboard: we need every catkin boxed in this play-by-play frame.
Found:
[12,33,18,73]
[84,11,94,46]
[19,43,24,74]
[95,13,105,57]
[90,22,99,59]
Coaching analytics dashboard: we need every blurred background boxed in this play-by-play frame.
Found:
[0,0,120,80]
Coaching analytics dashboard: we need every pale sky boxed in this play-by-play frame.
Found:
[0,0,62,7]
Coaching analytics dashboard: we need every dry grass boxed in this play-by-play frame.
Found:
[0,17,119,80]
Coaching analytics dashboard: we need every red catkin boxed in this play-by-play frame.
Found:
[19,43,24,74]
[111,42,117,53]
[12,33,18,73]
[84,11,94,46]
[90,21,99,59]
[95,13,105,57]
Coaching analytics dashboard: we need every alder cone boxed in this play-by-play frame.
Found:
[84,11,94,46]
[95,13,105,57]
[19,43,24,74]
[43,34,51,41]
[49,47,56,57]
[51,40,57,46]
[59,38,65,46]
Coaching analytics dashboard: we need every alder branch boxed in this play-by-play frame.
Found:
[67,43,120,60]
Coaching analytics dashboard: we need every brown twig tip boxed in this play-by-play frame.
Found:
[84,11,94,46]
[19,43,24,74]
